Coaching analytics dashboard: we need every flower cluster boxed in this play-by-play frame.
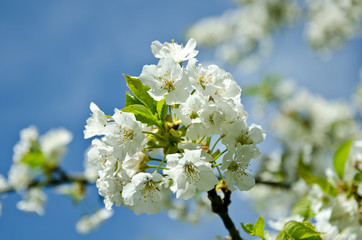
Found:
[1,126,72,215]
[84,38,265,215]
[187,0,300,70]
[306,0,362,54]
[187,0,362,69]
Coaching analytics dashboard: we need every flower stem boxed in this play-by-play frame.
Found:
[154,147,171,173]
[212,149,228,162]
[146,165,169,170]
[210,136,222,153]
[142,131,171,142]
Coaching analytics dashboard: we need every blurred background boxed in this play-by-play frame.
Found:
[0,0,361,239]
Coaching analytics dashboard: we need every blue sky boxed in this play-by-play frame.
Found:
[0,1,361,239]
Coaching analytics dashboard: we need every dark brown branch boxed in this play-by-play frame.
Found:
[207,188,244,240]
[0,170,91,194]
[255,178,291,189]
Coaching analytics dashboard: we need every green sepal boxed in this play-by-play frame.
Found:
[333,139,353,180]
[122,104,158,126]
[276,221,323,240]
[124,74,157,113]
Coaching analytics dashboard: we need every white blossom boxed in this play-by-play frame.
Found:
[151,38,198,63]
[122,172,164,215]
[40,128,72,165]
[8,164,32,192]
[104,110,145,160]
[76,208,113,234]
[84,102,108,139]
[17,188,47,215]
[13,125,38,163]
[140,58,190,104]
[164,149,218,199]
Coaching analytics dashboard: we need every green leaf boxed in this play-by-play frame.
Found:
[124,74,157,113]
[291,197,315,220]
[298,164,337,197]
[21,151,45,168]
[125,92,143,107]
[241,223,254,235]
[156,98,168,121]
[333,139,353,179]
[241,216,267,239]
[21,142,45,168]
[254,216,265,238]
[122,104,158,126]
[276,221,323,240]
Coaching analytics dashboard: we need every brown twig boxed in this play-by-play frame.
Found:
[207,188,244,240]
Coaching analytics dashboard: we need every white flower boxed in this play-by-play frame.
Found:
[76,208,113,234]
[104,110,144,160]
[17,188,47,215]
[139,58,190,104]
[174,93,206,125]
[97,164,130,210]
[84,102,107,139]
[151,38,198,63]
[122,151,145,177]
[122,172,164,215]
[87,138,115,167]
[8,164,32,192]
[222,159,255,191]
[13,126,38,163]
[40,128,72,165]
[164,149,218,199]
[222,118,265,149]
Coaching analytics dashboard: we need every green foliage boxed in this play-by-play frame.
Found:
[124,74,157,113]
[333,139,353,179]
[157,98,168,121]
[21,142,45,168]
[298,164,337,197]
[122,104,159,126]
[291,197,315,220]
[125,92,143,107]
[276,221,323,240]
[241,216,269,239]
[244,74,282,102]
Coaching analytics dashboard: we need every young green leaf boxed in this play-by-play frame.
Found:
[291,197,315,220]
[124,74,157,113]
[276,221,323,240]
[156,98,168,121]
[122,104,158,126]
[241,216,268,239]
[298,163,337,197]
[333,139,353,179]
[125,92,143,107]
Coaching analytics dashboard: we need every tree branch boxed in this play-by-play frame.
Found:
[255,178,291,189]
[0,171,91,194]
[207,188,244,240]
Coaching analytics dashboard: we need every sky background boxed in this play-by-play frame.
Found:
[0,0,361,239]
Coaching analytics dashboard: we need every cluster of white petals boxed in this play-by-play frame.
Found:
[84,38,265,216]
[2,125,73,216]
[16,188,47,215]
[306,0,362,53]
[76,208,113,234]
[187,0,300,70]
